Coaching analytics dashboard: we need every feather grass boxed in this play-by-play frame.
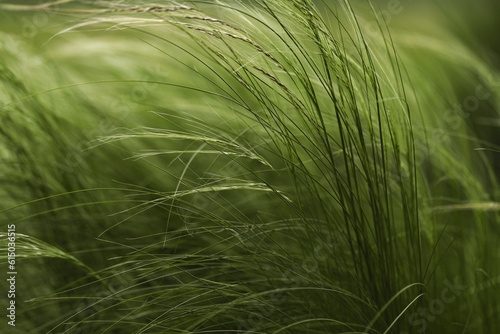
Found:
[0,0,499,333]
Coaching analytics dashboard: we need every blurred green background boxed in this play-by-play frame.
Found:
[0,1,499,333]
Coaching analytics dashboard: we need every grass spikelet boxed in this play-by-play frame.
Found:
[0,0,499,333]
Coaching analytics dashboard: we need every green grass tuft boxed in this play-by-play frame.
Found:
[0,0,499,333]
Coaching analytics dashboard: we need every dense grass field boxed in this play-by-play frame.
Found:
[0,0,499,333]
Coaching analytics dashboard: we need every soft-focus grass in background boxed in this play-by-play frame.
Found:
[0,0,499,333]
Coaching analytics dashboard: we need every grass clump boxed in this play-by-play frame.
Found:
[0,0,499,333]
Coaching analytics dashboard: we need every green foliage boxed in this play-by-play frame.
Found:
[0,0,499,333]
